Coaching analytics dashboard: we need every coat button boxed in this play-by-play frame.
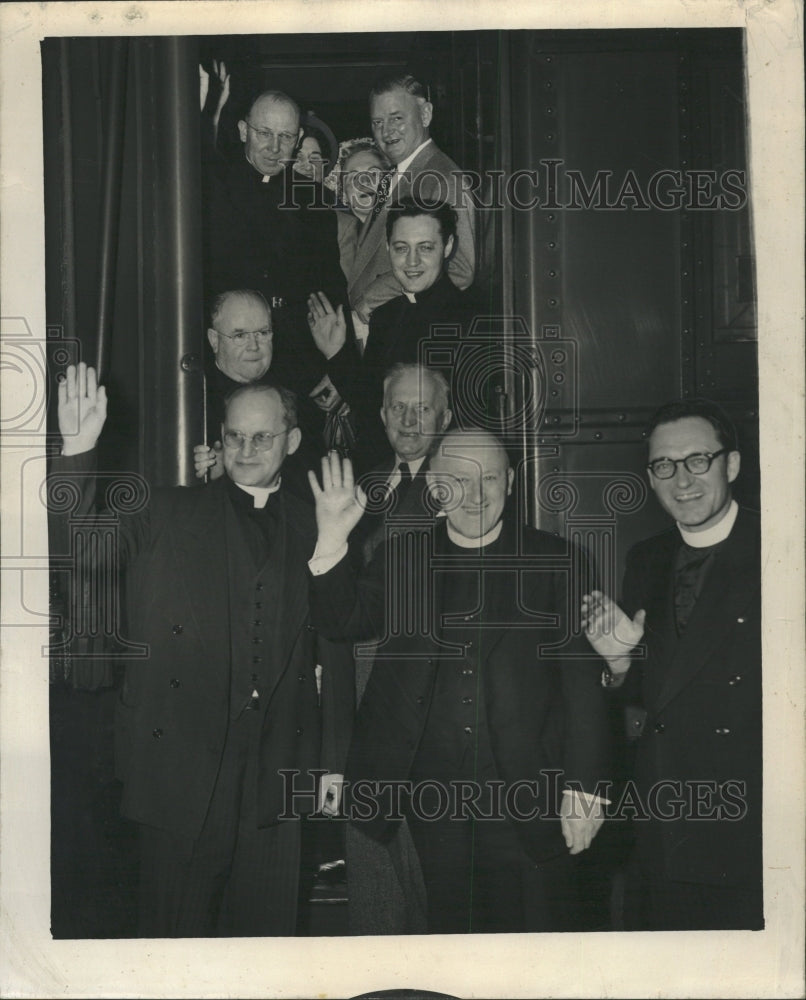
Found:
[463,640,473,649]
[462,696,473,705]
[715,727,731,735]
[736,617,745,623]
[416,696,425,705]
[728,675,743,686]
[171,625,183,635]
[152,728,163,739]
[253,656,262,665]
[306,624,315,632]
[463,726,473,735]
[462,668,474,676]
[169,679,180,689]
[296,727,304,736]
[252,619,262,627]
[253,637,263,644]
[254,602,262,610]
[256,583,264,592]
[463,614,474,622]
[654,722,665,734]
[298,674,306,682]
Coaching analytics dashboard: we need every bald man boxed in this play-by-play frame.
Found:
[308,432,610,934]
[203,88,350,425]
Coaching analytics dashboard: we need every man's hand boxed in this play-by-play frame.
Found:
[309,375,343,414]
[308,451,366,552]
[353,298,371,326]
[211,59,230,134]
[307,292,347,360]
[58,363,107,457]
[560,790,605,855]
[581,590,645,673]
[317,773,344,817]
[194,442,224,480]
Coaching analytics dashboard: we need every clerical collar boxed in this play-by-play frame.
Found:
[446,519,503,549]
[677,499,738,548]
[394,138,433,176]
[234,480,281,509]
[402,271,451,305]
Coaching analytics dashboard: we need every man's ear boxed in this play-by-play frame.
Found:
[286,427,302,456]
[442,234,455,260]
[380,406,388,429]
[207,327,219,354]
[237,119,248,144]
[419,101,433,129]
[726,450,741,484]
[506,467,515,495]
[439,408,453,433]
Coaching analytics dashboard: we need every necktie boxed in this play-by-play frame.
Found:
[673,545,713,634]
[372,169,394,218]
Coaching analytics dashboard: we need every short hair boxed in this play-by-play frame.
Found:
[382,362,450,414]
[224,381,298,430]
[246,90,301,127]
[430,427,511,470]
[209,289,270,330]
[369,73,430,103]
[646,397,739,452]
[386,198,458,246]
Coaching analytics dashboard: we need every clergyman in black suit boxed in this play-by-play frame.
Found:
[49,364,353,937]
[582,398,762,930]
[306,200,476,472]
[308,434,611,934]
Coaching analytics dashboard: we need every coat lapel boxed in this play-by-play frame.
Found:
[652,512,760,714]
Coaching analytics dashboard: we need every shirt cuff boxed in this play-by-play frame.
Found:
[563,787,611,807]
[308,543,349,576]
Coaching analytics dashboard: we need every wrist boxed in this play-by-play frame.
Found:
[61,440,96,457]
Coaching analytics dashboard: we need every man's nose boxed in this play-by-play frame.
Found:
[240,436,256,457]
[467,478,483,505]
[406,246,420,266]
[401,406,417,427]
[673,460,694,486]
[245,333,262,350]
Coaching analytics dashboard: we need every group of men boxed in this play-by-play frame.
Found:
[49,68,763,938]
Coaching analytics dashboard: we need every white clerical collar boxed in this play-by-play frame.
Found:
[234,480,281,508]
[403,292,417,303]
[677,499,738,548]
[446,519,503,549]
[394,138,433,176]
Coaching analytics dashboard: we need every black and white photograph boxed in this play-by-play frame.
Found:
[0,1,803,998]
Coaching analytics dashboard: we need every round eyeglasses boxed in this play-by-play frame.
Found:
[245,121,298,147]
[223,429,289,452]
[647,448,728,479]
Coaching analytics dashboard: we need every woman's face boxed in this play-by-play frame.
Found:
[342,149,386,221]
[294,136,326,182]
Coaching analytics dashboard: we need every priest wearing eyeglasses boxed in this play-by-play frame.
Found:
[48,365,353,937]
[582,398,762,931]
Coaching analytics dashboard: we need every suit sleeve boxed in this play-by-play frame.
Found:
[317,634,356,775]
[309,542,387,642]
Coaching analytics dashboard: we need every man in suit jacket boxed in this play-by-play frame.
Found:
[347,73,475,326]
[308,200,477,471]
[49,364,353,937]
[582,398,762,930]
[308,432,610,933]
[352,362,452,565]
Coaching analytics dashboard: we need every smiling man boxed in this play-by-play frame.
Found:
[307,434,610,933]
[345,73,476,324]
[582,398,762,931]
[48,365,353,937]
[307,200,475,471]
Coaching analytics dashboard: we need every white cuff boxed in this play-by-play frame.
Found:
[308,543,349,576]
[563,787,611,807]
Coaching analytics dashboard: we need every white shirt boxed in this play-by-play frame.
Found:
[386,455,427,492]
[389,138,433,192]
[446,519,504,549]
